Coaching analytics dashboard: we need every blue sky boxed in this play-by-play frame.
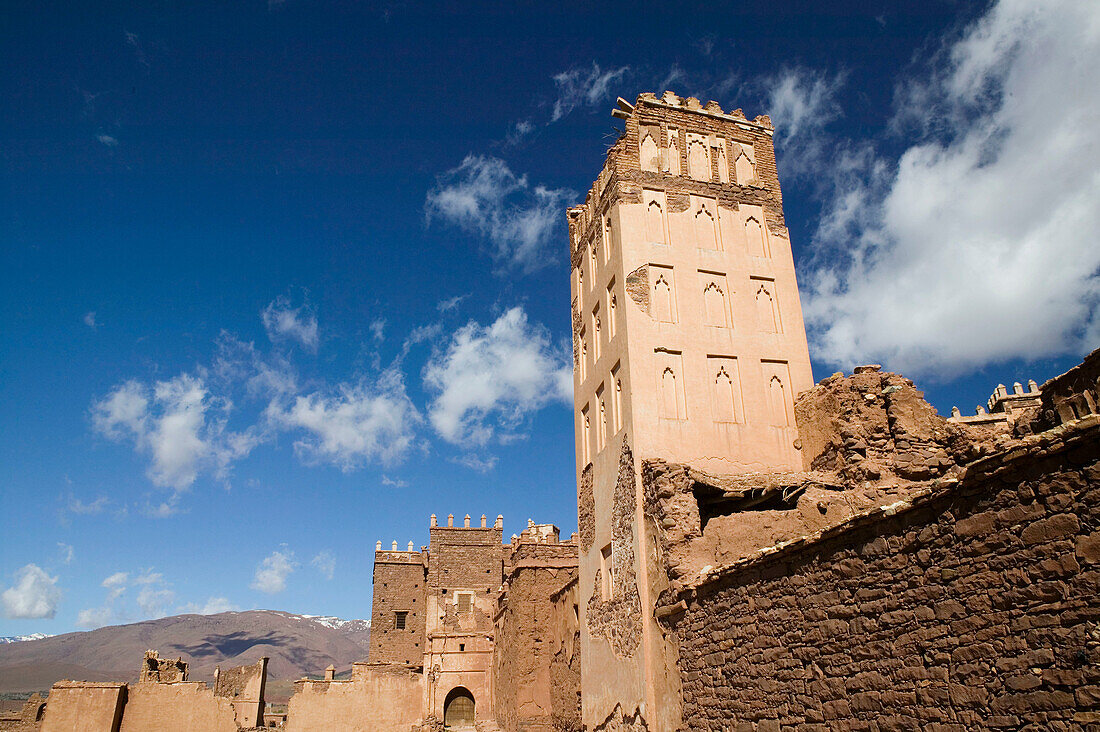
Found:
[3,0,1098,635]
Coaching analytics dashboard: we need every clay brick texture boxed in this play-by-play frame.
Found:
[370,554,427,666]
[428,527,505,590]
[668,427,1100,730]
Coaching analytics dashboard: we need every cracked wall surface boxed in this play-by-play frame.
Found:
[589,703,649,732]
[578,465,595,553]
[585,440,642,658]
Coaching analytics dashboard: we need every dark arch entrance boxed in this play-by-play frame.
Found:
[443,686,475,728]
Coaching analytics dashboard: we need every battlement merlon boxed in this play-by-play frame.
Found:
[567,90,787,267]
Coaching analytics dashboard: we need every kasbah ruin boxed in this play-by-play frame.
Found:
[4,91,1099,732]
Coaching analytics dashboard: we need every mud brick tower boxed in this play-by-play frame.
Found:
[567,92,814,731]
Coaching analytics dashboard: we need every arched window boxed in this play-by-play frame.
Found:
[695,206,718,250]
[755,283,781,333]
[704,282,727,327]
[613,377,623,432]
[716,140,730,183]
[688,139,710,180]
[444,687,476,728]
[645,200,665,244]
[598,397,608,450]
[667,129,681,175]
[734,146,754,184]
[660,367,679,419]
[640,131,659,172]
[581,406,591,465]
[768,375,790,427]
[653,275,674,322]
[745,216,768,257]
[714,367,736,422]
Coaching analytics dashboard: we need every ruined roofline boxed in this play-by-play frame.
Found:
[628,91,775,133]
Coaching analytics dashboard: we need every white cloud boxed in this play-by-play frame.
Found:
[425,155,574,274]
[251,550,296,594]
[801,0,1100,377]
[78,568,175,628]
[76,606,115,629]
[436,294,468,313]
[68,495,109,515]
[102,572,128,600]
[136,585,175,618]
[83,311,100,329]
[269,369,420,470]
[179,597,238,615]
[92,374,260,495]
[380,474,408,488]
[369,318,386,342]
[505,119,535,146]
[311,551,336,581]
[551,63,630,122]
[96,134,118,147]
[262,295,319,351]
[764,67,845,178]
[450,453,499,473]
[57,543,74,565]
[424,307,572,446]
[2,565,61,620]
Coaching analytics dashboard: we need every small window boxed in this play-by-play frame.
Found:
[600,544,614,600]
[395,611,408,630]
[459,643,466,652]
[457,592,472,614]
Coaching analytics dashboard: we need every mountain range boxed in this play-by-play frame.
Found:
[0,610,370,702]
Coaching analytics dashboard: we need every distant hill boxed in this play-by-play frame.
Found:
[0,611,370,701]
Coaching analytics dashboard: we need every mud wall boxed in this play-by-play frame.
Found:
[492,543,579,732]
[39,682,125,732]
[668,424,1100,729]
[284,664,422,732]
[119,682,239,732]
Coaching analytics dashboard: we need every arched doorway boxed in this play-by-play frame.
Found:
[443,686,475,728]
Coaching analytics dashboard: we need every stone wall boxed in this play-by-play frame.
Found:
[664,419,1100,729]
[492,541,579,732]
[285,663,422,732]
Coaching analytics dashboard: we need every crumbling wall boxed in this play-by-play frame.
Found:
[39,682,125,732]
[795,366,976,483]
[664,419,1100,729]
[549,578,581,732]
[284,663,422,732]
[1024,346,1100,433]
[214,657,267,728]
[118,682,239,732]
[0,694,46,731]
[138,650,187,684]
[493,541,579,732]
[586,439,642,658]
